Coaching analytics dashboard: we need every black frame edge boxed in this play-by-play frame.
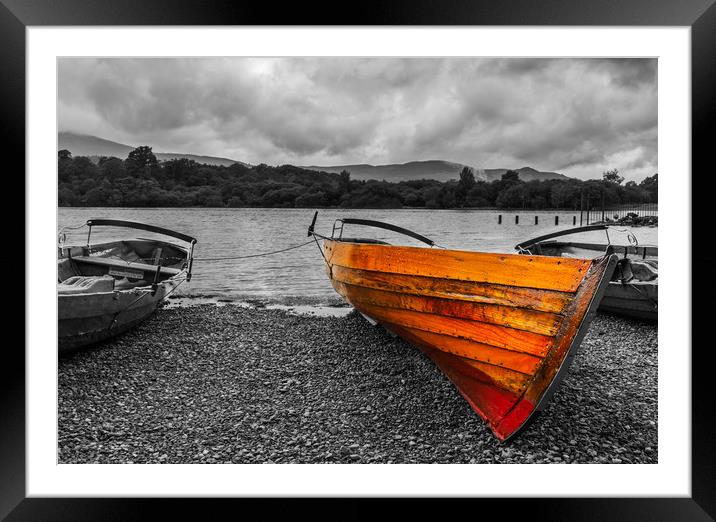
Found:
[0,1,26,520]
[4,0,713,520]
[1,0,715,26]
[691,0,716,518]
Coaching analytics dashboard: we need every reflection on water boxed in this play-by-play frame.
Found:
[59,207,657,304]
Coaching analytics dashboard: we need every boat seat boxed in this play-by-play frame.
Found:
[58,275,115,294]
[612,258,658,283]
[57,257,79,282]
[113,278,152,290]
[71,255,182,277]
[630,260,658,282]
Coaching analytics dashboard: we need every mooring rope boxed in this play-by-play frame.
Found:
[193,239,315,262]
[312,235,329,264]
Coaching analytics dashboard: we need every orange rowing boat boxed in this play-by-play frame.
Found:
[308,213,617,441]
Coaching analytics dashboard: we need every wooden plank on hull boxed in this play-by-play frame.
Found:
[325,241,590,292]
[332,279,563,336]
[352,302,553,357]
[397,326,542,379]
[331,264,573,314]
[459,358,534,395]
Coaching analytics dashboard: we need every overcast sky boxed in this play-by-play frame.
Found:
[58,57,657,181]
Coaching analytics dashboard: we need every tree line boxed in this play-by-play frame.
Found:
[58,146,658,209]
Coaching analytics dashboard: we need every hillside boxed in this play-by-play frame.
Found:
[58,132,248,167]
[307,161,569,182]
[59,133,569,182]
[305,160,467,182]
[482,167,570,182]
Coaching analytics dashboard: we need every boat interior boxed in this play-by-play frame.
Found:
[58,239,188,294]
[532,241,658,283]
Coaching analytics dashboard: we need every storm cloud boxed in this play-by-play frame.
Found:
[58,57,657,181]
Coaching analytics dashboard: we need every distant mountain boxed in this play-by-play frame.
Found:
[306,161,570,182]
[58,132,249,167]
[59,133,569,181]
[481,166,570,182]
[304,160,468,183]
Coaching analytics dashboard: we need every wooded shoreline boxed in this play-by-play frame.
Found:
[58,148,658,210]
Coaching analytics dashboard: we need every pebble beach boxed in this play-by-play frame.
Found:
[58,303,657,464]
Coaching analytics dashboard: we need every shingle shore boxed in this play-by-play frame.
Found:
[58,305,657,464]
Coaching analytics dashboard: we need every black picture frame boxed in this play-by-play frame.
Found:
[3,1,712,519]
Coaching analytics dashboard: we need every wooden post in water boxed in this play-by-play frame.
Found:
[573,216,577,225]
[498,214,502,224]
[535,215,538,225]
[555,216,559,226]
[601,189,605,223]
[515,215,519,225]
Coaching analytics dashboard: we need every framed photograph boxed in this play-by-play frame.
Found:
[5,0,712,519]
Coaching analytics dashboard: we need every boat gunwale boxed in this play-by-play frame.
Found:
[527,240,658,260]
[514,224,609,251]
[85,218,197,245]
[82,237,191,262]
[326,236,592,263]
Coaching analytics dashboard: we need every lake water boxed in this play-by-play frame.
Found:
[58,208,658,305]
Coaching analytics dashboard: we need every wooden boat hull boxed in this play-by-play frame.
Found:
[322,239,617,441]
[58,278,180,353]
[601,281,657,321]
[57,220,196,353]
